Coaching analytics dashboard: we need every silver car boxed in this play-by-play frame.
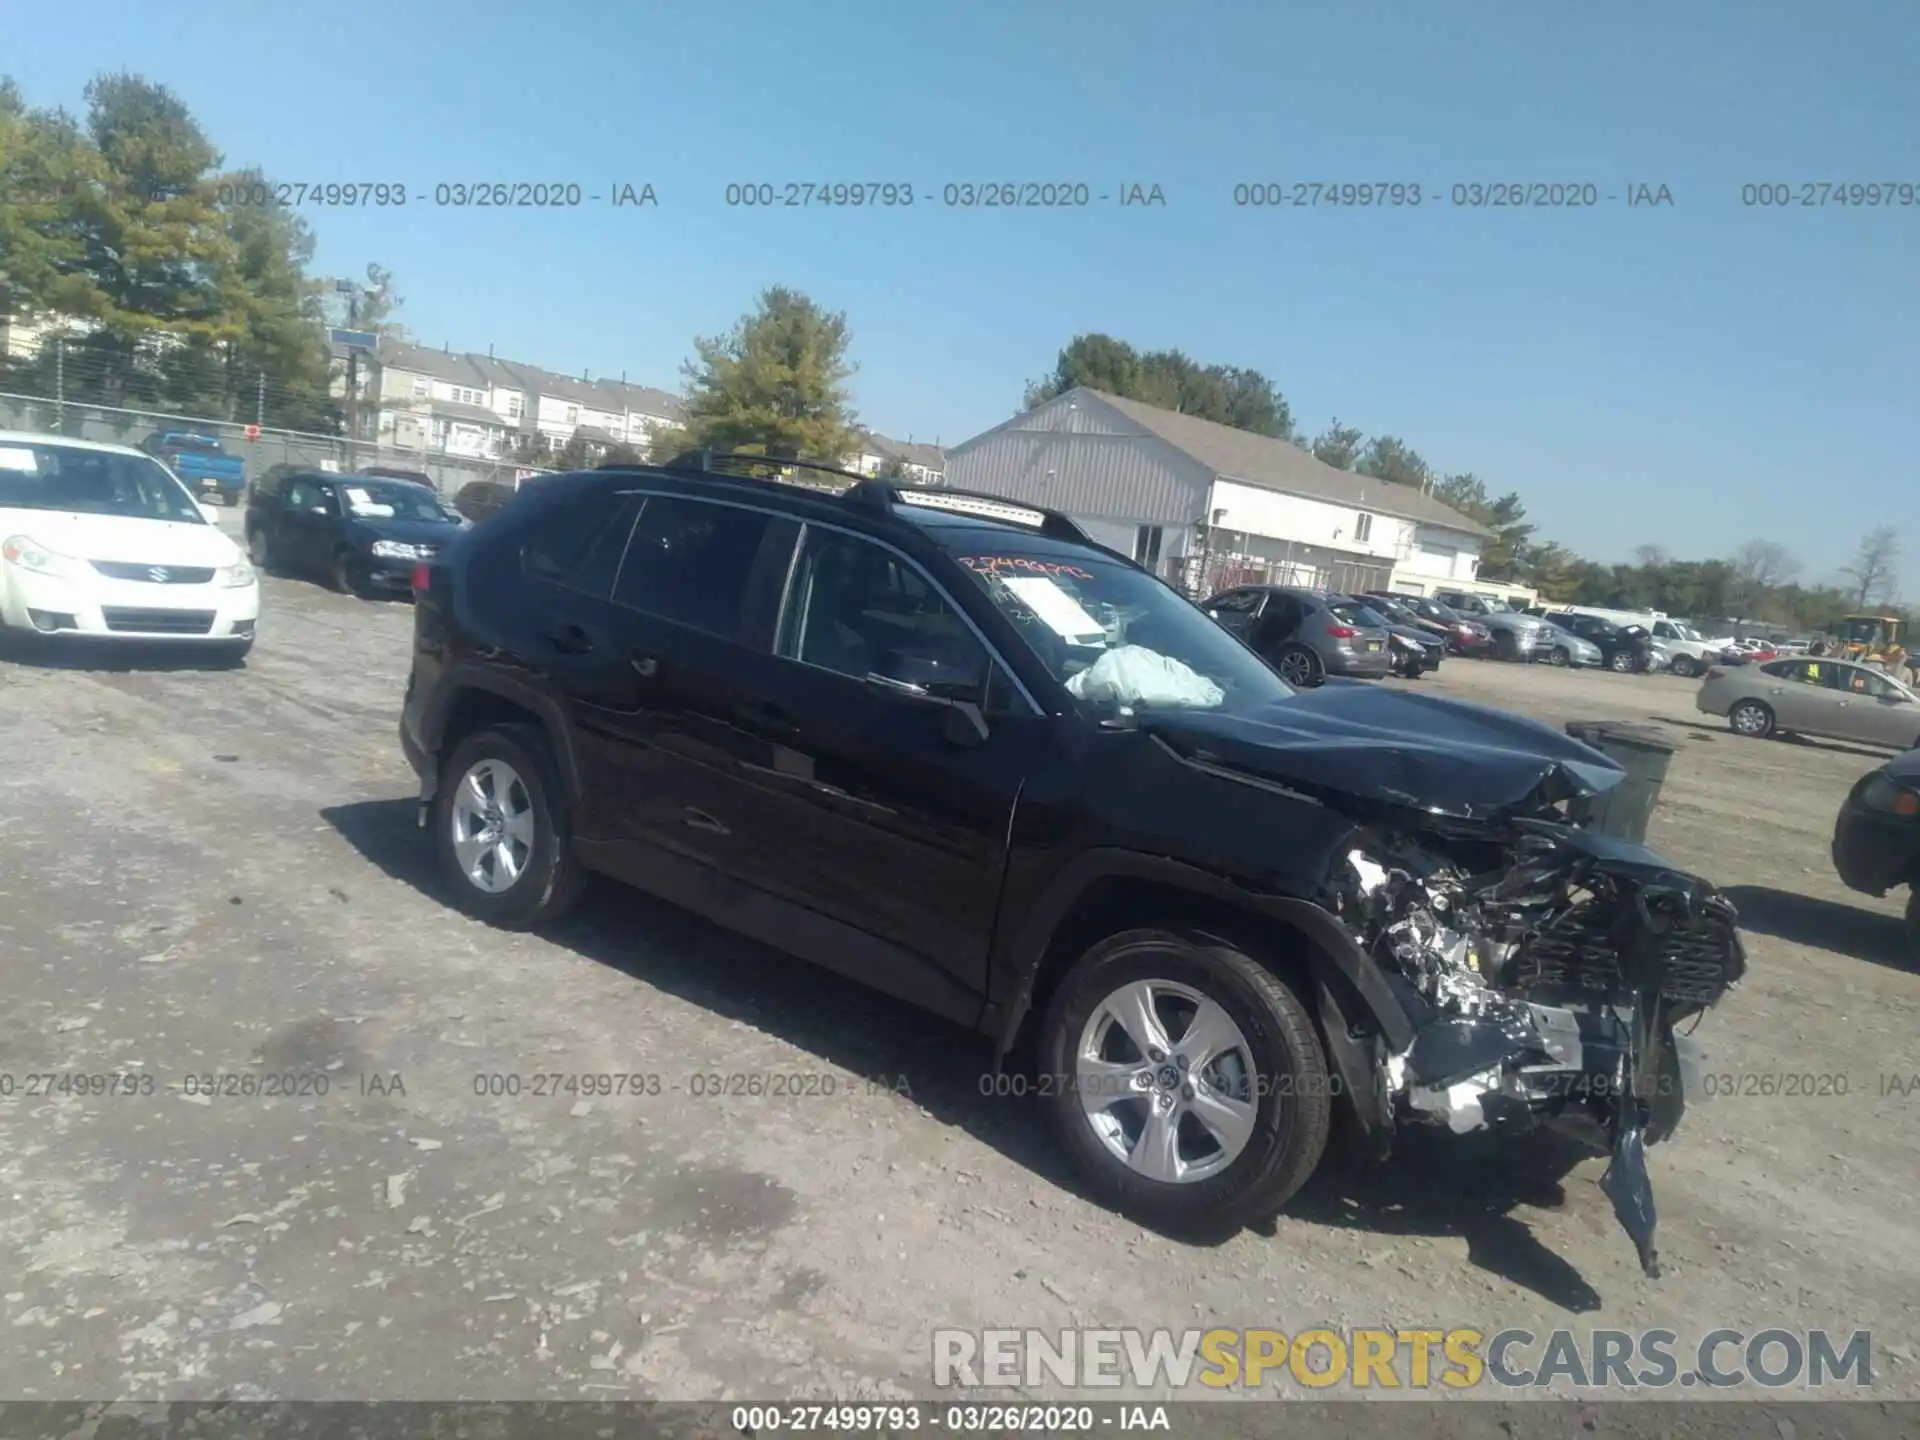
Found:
[1696,656,1920,749]
[1537,621,1604,669]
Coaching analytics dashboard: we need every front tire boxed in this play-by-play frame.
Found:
[331,548,368,598]
[208,638,253,668]
[1549,647,1570,667]
[1728,699,1774,739]
[247,525,274,572]
[1905,890,1920,966]
[433,724,587,930]
[1609,650,1635,673]
[1038,929,1332,1235]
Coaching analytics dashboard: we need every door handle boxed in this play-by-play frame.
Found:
[544,624,592,655]
[631,654,659,677]
[683,807,730,836]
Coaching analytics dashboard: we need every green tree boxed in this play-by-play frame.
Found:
[205,165,331,428]
[679,286,861,462]
[1310,420,1365,471]
[600,442,646,466]
[1022,333,1294,439]
[0,78,109,331]
[644,421,689,462]
[1356,434,1429,489]
[553,431,596,470]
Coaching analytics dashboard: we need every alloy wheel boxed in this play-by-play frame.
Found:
[1073,978,1258,1185]
[449,757,537,893]
[1549,648,1570,667]
[1277,649,1316,686]
[1729,701,1772,737]
[1610,651,1633,672]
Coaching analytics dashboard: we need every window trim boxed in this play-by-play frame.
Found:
[604,488,1043,715]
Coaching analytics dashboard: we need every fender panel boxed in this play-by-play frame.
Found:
[985,847,1415,1060]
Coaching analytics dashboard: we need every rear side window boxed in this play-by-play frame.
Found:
[522,493,640,600]
[611,495,781,638]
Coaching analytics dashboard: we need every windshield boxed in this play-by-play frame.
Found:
[952,549,1295,715]
[0,441,206,524]
[338,481,454,523]
[1425,600,1463,623]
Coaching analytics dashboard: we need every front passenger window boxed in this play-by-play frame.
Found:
[776,528,988,692]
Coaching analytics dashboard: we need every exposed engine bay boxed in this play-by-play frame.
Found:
[1321,817,1747,1278]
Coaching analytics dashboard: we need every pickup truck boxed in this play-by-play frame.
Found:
[139,432,247,506]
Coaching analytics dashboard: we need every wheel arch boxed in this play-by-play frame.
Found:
[987,852,1415,1140]
[422,669,586,811]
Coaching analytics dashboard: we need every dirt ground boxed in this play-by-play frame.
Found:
[2,557,1917,1420]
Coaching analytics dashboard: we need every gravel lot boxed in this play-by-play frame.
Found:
[2,557,1917,1410]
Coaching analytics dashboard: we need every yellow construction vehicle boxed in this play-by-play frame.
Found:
[1837,613,1906,666]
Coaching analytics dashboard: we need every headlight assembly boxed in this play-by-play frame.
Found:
[1,535,74,577]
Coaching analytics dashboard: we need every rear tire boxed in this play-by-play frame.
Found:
[432,724,587,930]
[1671,655,1701,678]
[1727,699,1774,739]
[1275,643,1323,688]
[1493,631,1519,662]
[1609,650,1634,673]
[1549,647,1570,667]
[1037,928,1332,1235]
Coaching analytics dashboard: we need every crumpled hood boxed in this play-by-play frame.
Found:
[1140,685,1626,821]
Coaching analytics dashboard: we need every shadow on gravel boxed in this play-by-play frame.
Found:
[1722,884,1914,970]
[0,633,246,671]
[1276,1128,1607,1312]
[320,797,1101,1223]
[323,795,1631,1286]
[1659,719,1894,762]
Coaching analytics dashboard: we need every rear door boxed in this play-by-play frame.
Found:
[1248,592,1305,654]
[1764,659,1843,734]
[589,492,801,887]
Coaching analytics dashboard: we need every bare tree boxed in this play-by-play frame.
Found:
[1839,525,1902,609]
[1632,544,1670,569]
[1729,538,1802,609]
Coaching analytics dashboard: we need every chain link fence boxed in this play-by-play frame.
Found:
[0,390,555,499]
[1178,548,1393,600]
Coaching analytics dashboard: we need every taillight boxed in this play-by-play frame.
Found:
[1705,667,1724,680]
[1326,624,1358,639]
[411,562,432,594]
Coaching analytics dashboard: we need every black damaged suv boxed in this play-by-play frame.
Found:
[400,454,1745,1269]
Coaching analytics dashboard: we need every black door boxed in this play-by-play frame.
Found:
[581,493,801,892]
[724,524,1047,1019]
[280,477,335,575]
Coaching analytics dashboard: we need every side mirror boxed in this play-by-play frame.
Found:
[866,649,989,743]
[198,502,221,524]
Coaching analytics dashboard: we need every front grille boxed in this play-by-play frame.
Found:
[1514,902,1742,1007]
[100,607,217,635]
[91,561,216,585]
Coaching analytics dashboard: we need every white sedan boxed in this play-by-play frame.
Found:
[0,431,259,661]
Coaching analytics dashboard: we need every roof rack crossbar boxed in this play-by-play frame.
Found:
[660,448,873,487]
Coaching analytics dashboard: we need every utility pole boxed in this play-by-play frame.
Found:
[256,372,266,427]
[54,337,65,431]
[336,279,362,464]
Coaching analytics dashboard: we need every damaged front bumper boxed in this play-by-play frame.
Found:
[1323,820,1747,1279]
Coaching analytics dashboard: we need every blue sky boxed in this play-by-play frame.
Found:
[8,0,1918,588]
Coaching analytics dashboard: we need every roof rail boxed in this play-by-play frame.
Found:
[844,481,1092,543]
[660,448,872,488]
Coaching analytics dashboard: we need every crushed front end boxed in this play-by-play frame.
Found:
[1321,819,1747,1278]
